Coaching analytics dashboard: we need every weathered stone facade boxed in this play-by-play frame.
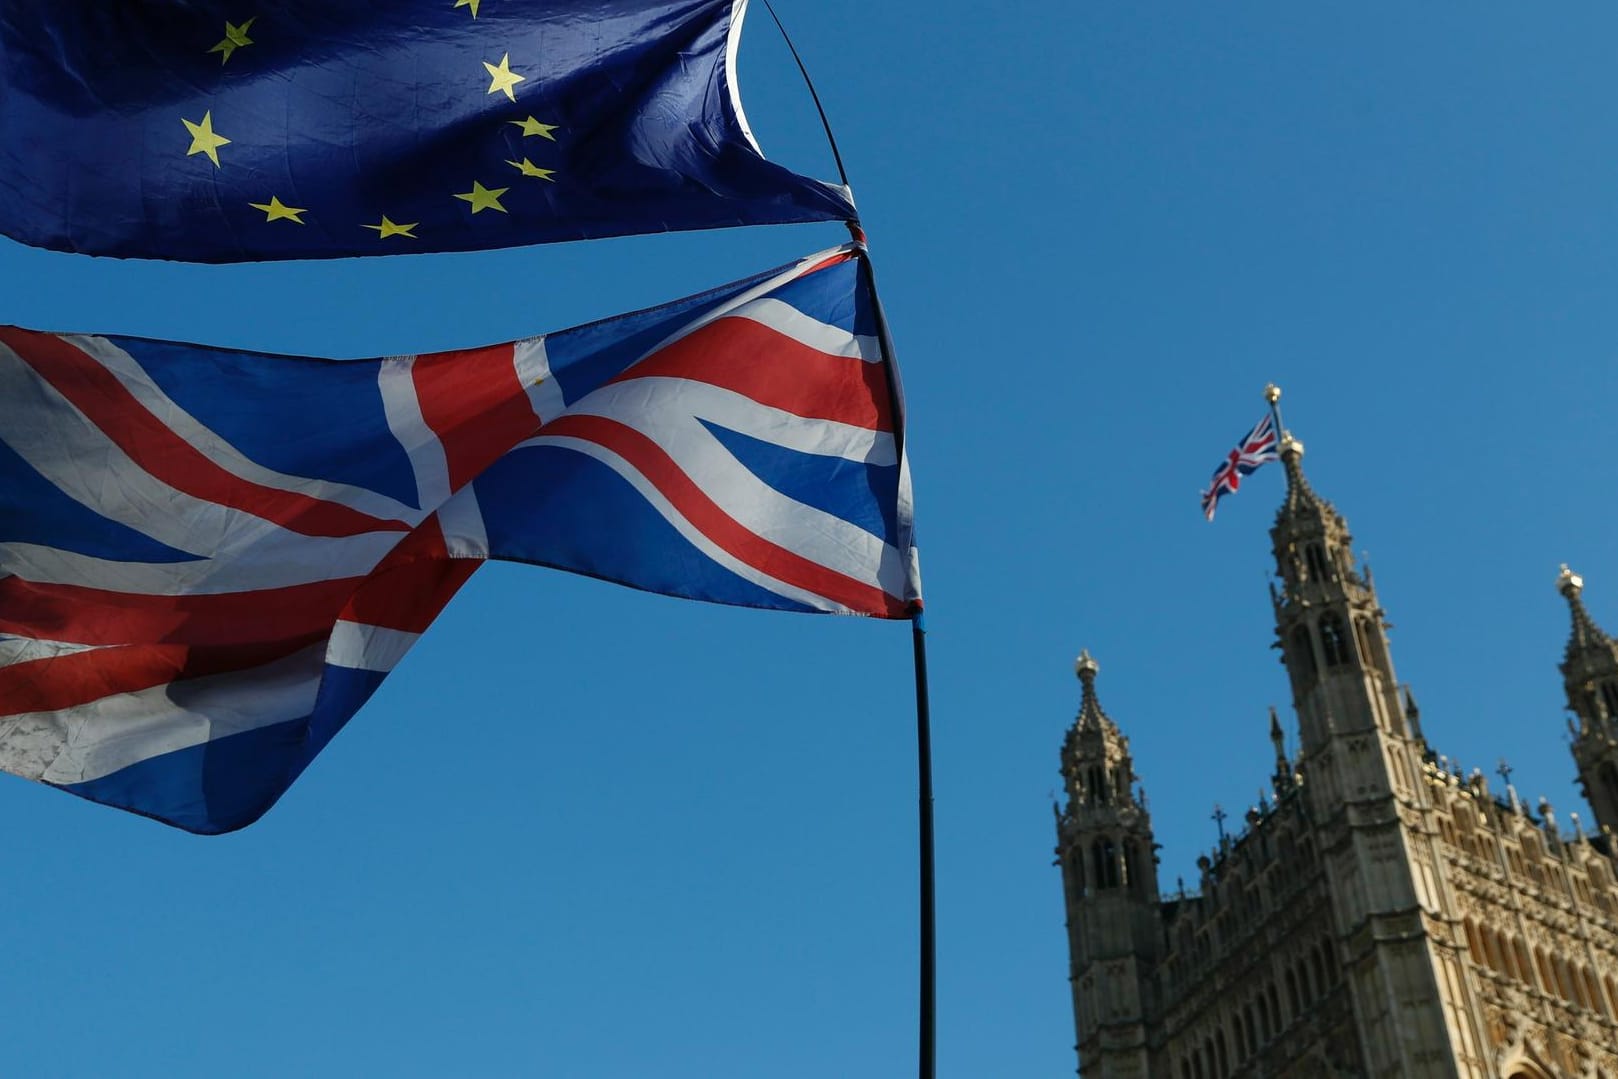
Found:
[1055,434,1618,1078]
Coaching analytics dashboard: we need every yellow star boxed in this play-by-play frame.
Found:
[248,196,307,223]
[508,116,558,140]
[455,181,509,214]
[483,53,526,102]
[506,158,556,182]
[208,18,256,64]
[455,0,481,16]
[363,216,418,239]
[182,111,231,167]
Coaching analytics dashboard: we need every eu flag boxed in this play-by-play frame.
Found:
[0,1,857,262]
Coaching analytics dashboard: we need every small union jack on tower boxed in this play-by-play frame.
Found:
[1199,386,1285,520]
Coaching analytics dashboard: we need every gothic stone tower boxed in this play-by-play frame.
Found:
[1055,428,1618,1078]
[1561,566,1618,836]
[1055,651,1162,1079]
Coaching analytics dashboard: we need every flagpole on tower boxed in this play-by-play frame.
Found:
[1264,382,1286,440]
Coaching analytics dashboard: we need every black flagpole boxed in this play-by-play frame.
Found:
[856,242,936,1079]
[911,608,936,1079]
[758,0,851,188]
[758,6,934,1072]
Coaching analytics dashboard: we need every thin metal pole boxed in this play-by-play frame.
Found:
[911,609,936,1079]
[758,0,852,189]
[852,243,933,1079]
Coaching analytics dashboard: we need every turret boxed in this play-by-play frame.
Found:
[1261,392,1472,1077]
[1055,651,1159,1077]
[1268,424,1406,755]
[1559,566,1618,833]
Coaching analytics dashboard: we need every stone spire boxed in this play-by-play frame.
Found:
[1270,705,1295,793]
[1558,568,1618,833]
[1061,650,1138,811]
[1558,566,1618,729]
[1277,432,1326,518]
[1073,649,1116,736]
[1560,565,1614,664]
[1264,401,1407,753]
[1053,651,1160,1077]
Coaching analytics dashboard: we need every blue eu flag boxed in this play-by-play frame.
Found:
[0,1,856,262]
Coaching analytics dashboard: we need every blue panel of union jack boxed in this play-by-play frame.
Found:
[0,1,855,261]
[1199,413,1280,521]
[0,244,919,832]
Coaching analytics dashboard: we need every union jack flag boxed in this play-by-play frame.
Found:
[0,244,919,833]
[1199,413,1280,521]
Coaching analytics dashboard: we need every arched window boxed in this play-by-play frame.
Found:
[1603,680,1618,717]
[1215,1031,1228,1078]
[1286,969,1300,1015]
[1092,838,1119,889]
[1555,958,1579,1005]
[1319,613,1350,667]
[1486,929,1506,975]
[1514,938,1534,987]
[1123,843,1141,896]
[1267,984,1281,1030]
[1291,625,1317,680]
[1305,543,1329,581]
[1088,766,1106,806]
[1354,618,1376,666]
[1583,967,1607,1017]
[1243,1003,1258,1053]
[1601,763,1618,815]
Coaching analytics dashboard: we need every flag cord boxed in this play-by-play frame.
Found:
[758,0,852,190]
[911,610,937,1079]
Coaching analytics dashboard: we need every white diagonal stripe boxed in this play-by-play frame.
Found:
[0,534,398,594]
[727,298,880,362]
[560,378,895,465]
[0,343,404,592]
[528,434,858,615]
[326,621,420,673]
[66,334,425,524]
[0,644,324,785]
[0,635,110,667]
[531,380,906,601]
[378,355,452,513]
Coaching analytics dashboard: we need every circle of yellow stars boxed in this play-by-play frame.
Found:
[180,6,563,238]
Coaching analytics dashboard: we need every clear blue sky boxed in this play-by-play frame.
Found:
[3,4,1618,1076]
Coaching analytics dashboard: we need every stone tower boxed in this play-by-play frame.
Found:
[1054,407,1618,1078]
[1267,433,1484,1076]
[1561,565,1618,835]
[1055,650,1161,1078]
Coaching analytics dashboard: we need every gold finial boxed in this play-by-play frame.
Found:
[1559,564,1584,595]
[1264,383,1281,405]
[1074,649,1099,680]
